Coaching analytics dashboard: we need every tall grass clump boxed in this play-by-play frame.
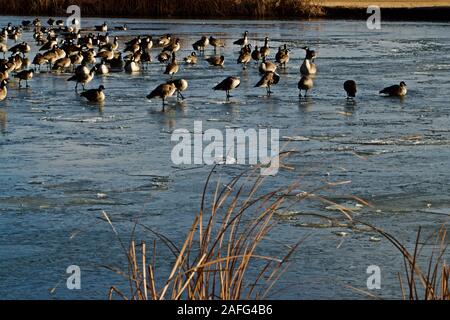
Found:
[0,0,324,19]
[104,160,308,300]
[360,222,449,300]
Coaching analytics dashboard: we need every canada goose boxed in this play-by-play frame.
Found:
[10,55,23,71]
[82,49,97,64]
[8,29,21,42]
[22,20,31,27]
[97,33,110,46]
[213,76,240,100]
[15,69,34,88]
[109,53,124,70]
[95,61,109,75]
[125,58,140,73]
[124,40,141,54]
[141,51,152,68]
[0,43,7,58]
[9,42,31,57]
[52,57,72,71]
[0,79,7,101]
[39,37,58,51]
[100,36,119,52]
[75,61,89,77]
[193,36,209,54]
[69,52,84,67]
[167,79,188,100]
[380,81,407,97]
[158,34,172,47]
[237,45,252,70]
[0,65,9,81]
[163,38,181,53]
[275,45,290,68]
[259,60,277,74]
[209,36,224,52]
[251,45,261,63]
[80,85,105,102]
[183,52,198,65]
[97,49,115,61]
[95,22,108,32]
[47,18,55,27]
[141,36,153,51]
[233,31,249,47]
[33,18,42,27]
[255,71,280,96]
[300,58,316,76]
[42,46,60,69]
[157,51,171,63]
[302,46,317,60]
[164,52,179,78]
[114,24,128,31]
[55,46,66,60]
[298,76,313,97]
[67,66,96,91]
[146,82,177,111]
[206,55,225,67]
[260,37,270,59]
[344,80,357,99]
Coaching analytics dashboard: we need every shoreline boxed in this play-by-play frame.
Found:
[1,5,450,21]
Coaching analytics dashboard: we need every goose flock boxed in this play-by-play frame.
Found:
[0,18,408,111]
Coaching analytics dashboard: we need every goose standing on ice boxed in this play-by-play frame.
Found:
[298,75,313,98]
[15,69,34,88]
[146,82,177,111]
[164,52,179,78]
[275,45,290,69]
[192,36,209,54]
[0,79,8,101]
[81,85,106,102]
[344,80,357,99]
[206,55,225,67]
[167,79,188,100]
[255,71,280,96]
[379,81,407,97]
[260,37,270,60]
[213,76,240,101]
[233,31,249,47]
[183,52,198,65]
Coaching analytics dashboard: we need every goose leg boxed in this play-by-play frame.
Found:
[179,92,185,100]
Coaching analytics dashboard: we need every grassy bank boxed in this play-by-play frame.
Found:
[1,0,450,20]
[0,0,323,19]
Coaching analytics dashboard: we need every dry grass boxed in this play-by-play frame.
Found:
[104,160,305,300]
[357,222,449,300]
[0,0,324,18]
[102,147,366,300]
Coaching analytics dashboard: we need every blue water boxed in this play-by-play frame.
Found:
[1,16,450,299]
